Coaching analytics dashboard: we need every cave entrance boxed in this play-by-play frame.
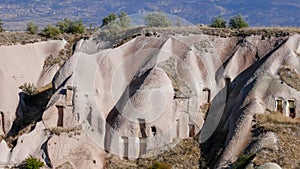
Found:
[139,138,147,157]
[56,105,64,127]
[0,112,4,134]
[188,124,195,138]
[138,118,147,138]
[66,86,75,106]
[288,99,296,118]
[225,77,231,101]
[202,88,211,103]
[121,136,129,160]
[151,126,157,136]
[275,99,284,113]
[176,119,180,137]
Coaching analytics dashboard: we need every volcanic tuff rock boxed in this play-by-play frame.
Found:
[0,28,299,168]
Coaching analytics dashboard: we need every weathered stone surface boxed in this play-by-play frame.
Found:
[1,29,300,168]
[257,162,282,169]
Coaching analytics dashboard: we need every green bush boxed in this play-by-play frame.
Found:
[102,13,118,26]
[148,161,172,169]
[57,19,85,34]
[27,22,39,34]
[19,83,38,95]
[119,11,131,29]
[102,12,131,29]
[232,154,255,169]
[209,16,227,28]
[144,12,172,27]
[229,15,249,29]
[24,156,44,169]
[41,25,61,38]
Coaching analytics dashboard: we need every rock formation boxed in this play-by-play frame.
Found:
[0,28,299,168]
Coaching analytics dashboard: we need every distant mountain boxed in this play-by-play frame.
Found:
[1,0,300,30]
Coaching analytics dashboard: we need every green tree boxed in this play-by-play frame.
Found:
[102,13,118,26]
[0,19,4,32]
[24,156,44,169]
[57,18,71,33]
[229,15,249,29]
[144,12,172,27]
[209,16,227,28]
[68,20,85,33]
[41,25,61,38]
[119,11,131,28]
[57,19,85,34]
[27,22,39,34]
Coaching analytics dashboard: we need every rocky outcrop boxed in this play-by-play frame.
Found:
[1,28,299,168]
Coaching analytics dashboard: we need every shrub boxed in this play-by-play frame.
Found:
[27,22,39,34]
[41,25,61,38]
[232,154,254,169]
[209,16,227,28]
[19,83,38,95]
[229,15,249,29]
[119,11,131,28]
[57,19,85,34]
[24,156,44,169]
[144,12,172,27]
[102,12,131,29]
[148,161,172,169]
[102,13,118,26]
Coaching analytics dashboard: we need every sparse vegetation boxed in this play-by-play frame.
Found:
[209,16,227,28]
[232,154,255,169]
[57,19,85,34]
[148,161,172,169]
[119,11,131,29]
[19,83,38,95]
[27,22,39,34]
[24,156,44,169]
[252,112,300,169]
[144,12,172,27]
[41,25,61,38]
[106,138,200,169]
[46,126,81,136]
[229,15,249,29]
[102,13,118,26]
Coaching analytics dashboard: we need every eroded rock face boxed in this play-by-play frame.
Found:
[44,32,293,168]
[0,40,66,135]
[1,29,299,168]
[47,131,105,169]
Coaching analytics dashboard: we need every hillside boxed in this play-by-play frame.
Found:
[1,0,300,30]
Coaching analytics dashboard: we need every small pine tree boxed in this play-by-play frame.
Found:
[57,18,71,33]
[229,15,249,29]
[102,13,118,26]
[41,25,61,38]
[57,19,85,34]
[209,16,227,28]
[24,156,44,169]
[68,20,85,34]
[144,12,172,27]
[27,22,39,34]
[119,11,131,28]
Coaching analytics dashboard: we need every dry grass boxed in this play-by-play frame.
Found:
[253,112,300,169]
[106,138,200,169]
[256,112,300,126]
